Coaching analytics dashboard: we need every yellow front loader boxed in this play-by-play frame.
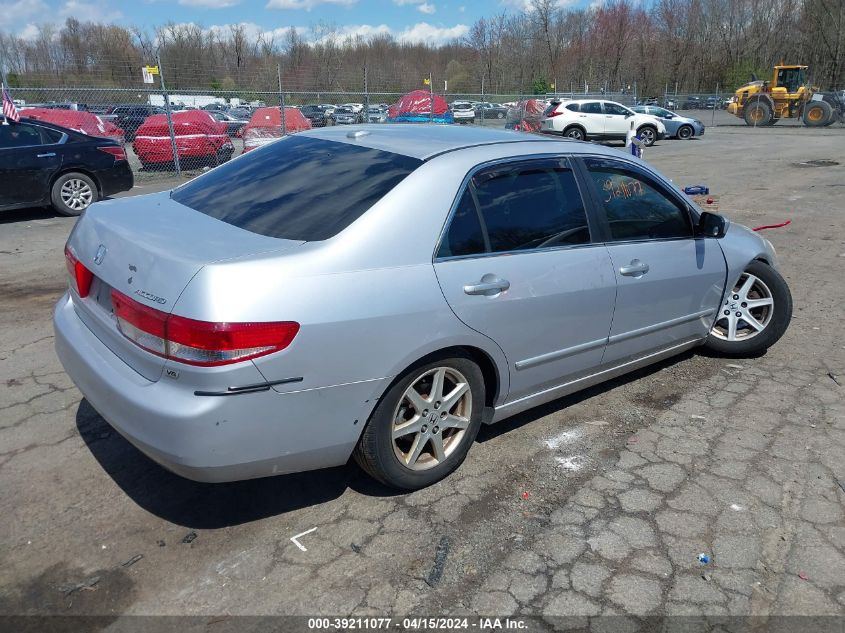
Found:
[727,64,844,127]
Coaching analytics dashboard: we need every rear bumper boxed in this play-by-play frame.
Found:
[97,162,134,197]
[54,293,385,482]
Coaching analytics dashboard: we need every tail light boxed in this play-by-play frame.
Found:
[65,246,93,298]
[546,110,564,117]
[98,146,127,162]
[111,290,299,366]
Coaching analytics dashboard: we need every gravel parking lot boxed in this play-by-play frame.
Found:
[1,122,844,630]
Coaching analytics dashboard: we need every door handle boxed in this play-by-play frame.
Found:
[463,277,510,296]
[37,152,56,158]
[619,259,650,277]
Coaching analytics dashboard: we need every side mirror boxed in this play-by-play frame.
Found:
[624,111,633,118]
[664,113,674,119]
[697,211,727,238]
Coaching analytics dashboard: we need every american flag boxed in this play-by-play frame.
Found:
[2,85,20,123]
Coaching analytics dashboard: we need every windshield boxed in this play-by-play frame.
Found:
[171,136,422,241]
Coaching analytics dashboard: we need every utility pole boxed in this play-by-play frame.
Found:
[363,66,369,116]
[157,53,180,175]
[429,71,434,122]
[277,64,286,137]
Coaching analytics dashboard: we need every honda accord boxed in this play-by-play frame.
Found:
[54,126,791,489]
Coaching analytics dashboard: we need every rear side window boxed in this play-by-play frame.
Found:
[584,157,693,241]
[171,135,422,241]
[581,102,603,114]
[437,159,591,257]
[565,103,580,112]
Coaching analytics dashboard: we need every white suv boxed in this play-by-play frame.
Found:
[451,101,476,123]
[542,99,666,146]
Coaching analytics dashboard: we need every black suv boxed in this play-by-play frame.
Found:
[110,105,166,141]
[0,119,133,216]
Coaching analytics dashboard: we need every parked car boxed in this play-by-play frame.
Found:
[201,103,229,112]
[366,105,388,123]
[21,102,88,112]
[241,107,312,152]
[333,106,361,125]
[662,98,677,110]
[110,105,167,141]
[343,103,365,114]
[133,110,233,169]
[682,96,703,110]
[209,111,248,137]
[0,118,132,216]
[542,99,667,146]
[631,106,705,139]
[505,99,547,132]
[54,126,791,489]
[22,108,126,145]
[704,95,723,109]
[300,105,328,127]
[317,104,337,120]
[387,90,454,124]
[475,102,509,119]
[451,101,477,124]
[227,107,253,120]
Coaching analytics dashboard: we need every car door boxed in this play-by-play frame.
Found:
[0,123,63,208]
[433,157,617,403]
[603,102,634,137]
[578,101,605,135]
[578,156,727,364]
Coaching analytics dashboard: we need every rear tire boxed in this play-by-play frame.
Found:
[353,354,485,490]
[803,101,833,127]
[677,124,693,139]
[563,126,586,141]
[744,101,773,126]
[705,260,792,357]
[51,172,98,217]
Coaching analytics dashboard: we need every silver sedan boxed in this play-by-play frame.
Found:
[632,105,706,139]
[54,126,791,489]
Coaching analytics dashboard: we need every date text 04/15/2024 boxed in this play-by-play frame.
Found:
[307,617,528,630]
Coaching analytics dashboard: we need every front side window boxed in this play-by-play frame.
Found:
[585,157,693,242]
[437,160,591,258]
[604,103,630,116]
[0,123,45,148]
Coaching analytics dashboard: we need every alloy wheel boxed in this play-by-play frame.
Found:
[391,366,472,471]
[710,273,774,342]
[639,127,656,145]
[60,179,94,212]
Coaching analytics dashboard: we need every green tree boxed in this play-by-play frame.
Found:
[532,77,550,94]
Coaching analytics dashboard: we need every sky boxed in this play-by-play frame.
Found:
[0,0,566,46]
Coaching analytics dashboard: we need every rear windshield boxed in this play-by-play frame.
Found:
[171,135,422,241]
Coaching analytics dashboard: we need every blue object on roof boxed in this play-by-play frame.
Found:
[388,113,454,124]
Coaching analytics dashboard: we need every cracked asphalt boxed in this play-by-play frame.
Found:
[1,125,844,630]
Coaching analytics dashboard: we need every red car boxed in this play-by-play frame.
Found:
[21,108,125,145]
[242,107,311,153]
[133,110,233,169]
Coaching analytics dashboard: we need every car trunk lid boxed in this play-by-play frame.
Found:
[66,191,304,381]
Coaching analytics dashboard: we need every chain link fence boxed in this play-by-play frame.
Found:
[6,76,843,182]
